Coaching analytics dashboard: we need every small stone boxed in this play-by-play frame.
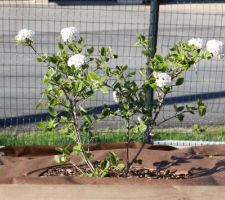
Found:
[66,169,72,173]
[0,152,6,157]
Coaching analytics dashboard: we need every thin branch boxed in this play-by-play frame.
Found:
[124,117,130,177]
[70,161,85,175]
[126,92,167,173]
[125,143,145,173]
[73,100,95,173]
[157,110,190,127]
[29,44,42,57]
[51,81,95,173]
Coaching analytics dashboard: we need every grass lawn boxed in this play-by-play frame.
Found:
[1,125,225,146]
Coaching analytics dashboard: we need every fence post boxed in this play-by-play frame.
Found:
[144,0,159,143]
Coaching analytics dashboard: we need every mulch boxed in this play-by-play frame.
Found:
[0,142,225,185]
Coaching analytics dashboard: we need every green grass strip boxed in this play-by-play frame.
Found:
[1,125,225,146]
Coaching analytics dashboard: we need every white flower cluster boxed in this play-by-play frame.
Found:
[67,54,86,68]
[113,91,119,103]
[188,38,203,49]
[206,40,225,58]
[61,27,80,43]
[154,72,172,88]
[15,28,34,44]
[188,38,225,58]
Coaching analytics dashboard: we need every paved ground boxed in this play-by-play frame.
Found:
[0,2,225,128]
[0,185,225,200]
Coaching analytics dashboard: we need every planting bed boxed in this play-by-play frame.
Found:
[0,142,225,185]
[41,163,190,179]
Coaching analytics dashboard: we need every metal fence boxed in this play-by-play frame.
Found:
[0,0,225,131]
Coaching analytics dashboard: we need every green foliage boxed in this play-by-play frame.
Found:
[87,152,125,177]
[18,31,215,178]
[192,124,206,134]
[197,99,207,116]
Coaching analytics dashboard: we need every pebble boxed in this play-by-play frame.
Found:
[0,152,6,157]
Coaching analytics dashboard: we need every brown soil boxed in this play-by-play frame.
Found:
[41,163,190,179]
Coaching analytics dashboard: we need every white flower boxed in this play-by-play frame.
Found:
[137,115,142,122]
[113,91,119,103]
[67,54,86,68]
[15,28,34,44]
[154,72,172,88]
[61,27,80,43]
[206,40,225,58]
[188,38,203,49]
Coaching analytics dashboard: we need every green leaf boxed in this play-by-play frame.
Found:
[100,159,110,171]
[102,106,111,117]
[107,152,118,166]
[54,155,68,164]
[197,99,207,116]
[36,121,46,129]
[150,82,157,89]
[72,144,82,155]
[176,77,184,86]
[79,106,87,115]
[123,102,129,110]
[84,115,92,124]
[117,163,125,170]
[35,102,42,110]
[43,68,56,84]
[43,74,51,84]
[56,147,70,155]
[47,119,56,130]
[57,43,64,50]
[87,47,94,54]
[36,57,45,62]
[88,71,101,81]
[48,106,57,116]
[74,81,83,92]
[113,54,118,59]
[174,105,184,112]
[60,116,68,122]
[99,47,106,56]
[101,86,108,94]
[177,113,184,121]
[127,72,136,77]
[47,55,57,64]
[134,121,147,134]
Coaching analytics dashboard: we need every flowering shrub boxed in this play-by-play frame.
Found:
[102,35,225,175]
[16,27,123,176]
[15,27,225,177]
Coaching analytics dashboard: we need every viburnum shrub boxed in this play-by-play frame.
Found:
[15,27,224,177]
[15,27,124,177]
[104,35,224,175]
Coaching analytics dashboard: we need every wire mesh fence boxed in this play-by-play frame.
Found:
[0,0,225,132]
[158,1,225,127]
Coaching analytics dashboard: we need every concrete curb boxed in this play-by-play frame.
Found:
[153,140,225,148]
